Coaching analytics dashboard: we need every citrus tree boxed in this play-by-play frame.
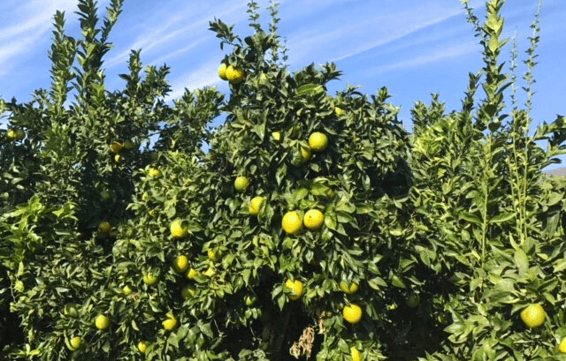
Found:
[108,2,415,360]
[408,0,566,359]
[2,0,566,360]
[0,0,221,359]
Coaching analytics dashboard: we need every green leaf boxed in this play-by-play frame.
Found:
[296,84,324,96]
[460,212,481,225]
[514,249,529,276]
[490,212,515,224]
[390,274,406,288]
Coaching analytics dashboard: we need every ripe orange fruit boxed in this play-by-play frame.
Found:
[308,132,328,152]
[95,314,111,330]
[148,168,161,178]
[249,196,265,216]
[98,221,111,233]
[271,131,282,142]
[351,346,361,361]
[172,255,189,273]
[218,63,228,80]
[234,176,250,192]
[138,341,148,353]
[343,304,362,324]
[282,211,303,235]
[339,281,358,294]
[109,142,123,153]
[13,129,25,139]
[162,314,177,331]
[303,209,324,230]
[68,336,81,351]
[521,304,545,328]
[170,219,187,238]
[204,267,215,277]
[7,129,25,140]
[285,279,304,300]
[186,268,198,279]
[143,273,158,286]
[226,65,244,84]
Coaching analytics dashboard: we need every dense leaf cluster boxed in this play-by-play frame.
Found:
[1,0,565,360]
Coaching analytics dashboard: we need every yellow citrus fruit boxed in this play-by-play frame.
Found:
[109,141,123,153]
[234,176,250,192]
[138,341,148,353]
[68,336,81,351]
[218,63,228,80]
[208,249,222,262]
[303,209,324,231]
[521,304,545,328]
[173,255,189,273]
[282,211,303,235]
[249,196,265,216]
[308,132,328,152]
[148,168,161,178]
[335,107,344,116]
[114,154,122,163]
[343,304,362,324]
[285,279,304,300]
[339,281,358,294]
[226,65,245,84]
[204,267,215,277]
[300,146,312,162]
[98,221,111,233]
[559,338,566,353]
[143,273,158,286]
[95,314,111,330]
[351,346,361,361]
[170,219,187,238]
[186,268,198,279]
[181,285,196,299]
[123,285,133,295]
[271,131,282,142]
[162,315,178,331]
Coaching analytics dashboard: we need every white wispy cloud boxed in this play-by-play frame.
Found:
[371,40,478,74]
[0,0,111,74]
[104,2,248,68]
[165,60,225,101]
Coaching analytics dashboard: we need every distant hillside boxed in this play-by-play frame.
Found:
[544,167,566,176]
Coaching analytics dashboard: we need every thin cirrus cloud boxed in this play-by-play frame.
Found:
[104,1,248,68]
[0,0,111,74]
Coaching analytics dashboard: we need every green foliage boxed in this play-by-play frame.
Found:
[408,1,566,360]
[1,0,565,360]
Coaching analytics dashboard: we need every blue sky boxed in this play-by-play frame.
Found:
[1,0,565,168]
